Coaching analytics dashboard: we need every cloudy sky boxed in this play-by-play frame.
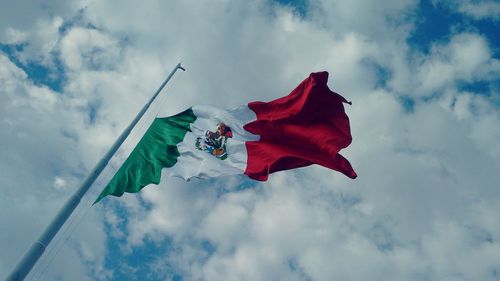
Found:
[1,0,500,280]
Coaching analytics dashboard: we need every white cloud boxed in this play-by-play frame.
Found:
[1,0,500,280]
[60,27,122,71]
[309,0,417,40]
[416,33,499,95]
[459,1,500,20]
[435,0,500,20]
[0,53,108,280]
[0,0,81,42]
[53,176,67,190]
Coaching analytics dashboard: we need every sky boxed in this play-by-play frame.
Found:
[1,0,500,280]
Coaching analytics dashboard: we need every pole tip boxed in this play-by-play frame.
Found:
[178,62,186,71]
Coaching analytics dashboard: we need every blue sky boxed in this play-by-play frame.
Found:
[1,0,500,280]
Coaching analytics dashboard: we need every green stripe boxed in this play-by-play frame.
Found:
[95,108,196,203]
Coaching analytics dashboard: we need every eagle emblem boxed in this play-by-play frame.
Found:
[195,123,233,160]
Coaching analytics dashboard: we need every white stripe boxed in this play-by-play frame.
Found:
[164,105,259,180]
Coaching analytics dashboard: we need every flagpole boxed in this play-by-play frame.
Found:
[5,62,186,281]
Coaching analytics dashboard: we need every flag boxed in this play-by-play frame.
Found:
[95,71,356,203]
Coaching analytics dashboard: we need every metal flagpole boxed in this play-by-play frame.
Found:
[5,62,186,281]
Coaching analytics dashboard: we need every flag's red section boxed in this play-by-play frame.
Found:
[243,72,357,180]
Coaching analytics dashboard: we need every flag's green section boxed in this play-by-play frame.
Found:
[95,108,196,203]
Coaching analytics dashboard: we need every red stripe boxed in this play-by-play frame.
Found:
[244,72,357,181]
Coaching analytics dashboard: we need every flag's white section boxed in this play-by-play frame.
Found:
[164,105,259,180]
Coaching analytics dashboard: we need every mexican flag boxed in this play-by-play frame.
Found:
[95,72,356,203]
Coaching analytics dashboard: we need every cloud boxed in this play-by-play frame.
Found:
[0,0,80,43]
[0,53,108,280]
[435,0,500,20]
[60,27,122,71]
[1,0,500,280]
[416,33,499,95]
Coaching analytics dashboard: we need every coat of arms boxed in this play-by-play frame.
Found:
[195,123,233,160]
